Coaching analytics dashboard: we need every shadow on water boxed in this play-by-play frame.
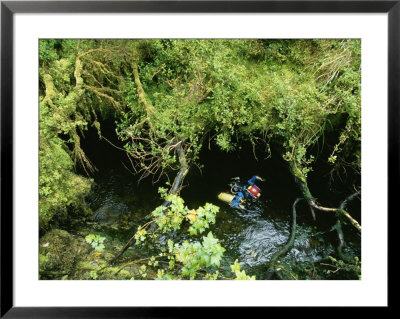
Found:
[77,123,360,279]
[179,145,356,278]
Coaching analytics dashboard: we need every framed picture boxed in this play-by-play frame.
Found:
[1,0,395,316]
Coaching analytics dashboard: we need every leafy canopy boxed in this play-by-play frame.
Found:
[39,39,360,229]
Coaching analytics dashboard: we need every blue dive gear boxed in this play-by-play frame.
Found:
[230,175,263,208]
[231,191,245,208]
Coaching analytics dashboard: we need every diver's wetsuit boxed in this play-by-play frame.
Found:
[230,176,262,208]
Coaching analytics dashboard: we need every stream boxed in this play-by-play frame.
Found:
[74,125,361,279]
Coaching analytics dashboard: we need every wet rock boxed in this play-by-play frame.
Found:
[92,200,132,228]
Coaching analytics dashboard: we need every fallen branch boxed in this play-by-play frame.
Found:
[110,141,189,265]
[290,162,361,232]
[167,141,189,196]
[336,190,361,231]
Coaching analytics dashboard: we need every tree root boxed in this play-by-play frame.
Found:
[332,220,349,261]
[333,190,361,261]
[265,198,302,279]
[288,161,361,267]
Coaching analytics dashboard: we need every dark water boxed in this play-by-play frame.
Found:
[79,123,361,279]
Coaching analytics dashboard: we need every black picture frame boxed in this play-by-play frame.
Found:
[1,0,396,317]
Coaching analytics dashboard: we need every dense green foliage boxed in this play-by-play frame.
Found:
[116,39,360,181]
[125,192,251,280]
[39,39,361,280]
[85,234,106,252]
[79,192,255,280]
[40,39,360,228]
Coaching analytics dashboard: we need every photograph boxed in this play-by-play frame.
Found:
[38,38,362,281]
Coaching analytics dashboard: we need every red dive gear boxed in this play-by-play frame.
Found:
[247,185,261,198]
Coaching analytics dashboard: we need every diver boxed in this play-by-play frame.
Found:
[229,175,265,209]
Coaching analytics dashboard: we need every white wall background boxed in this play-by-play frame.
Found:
[14,12,387,307]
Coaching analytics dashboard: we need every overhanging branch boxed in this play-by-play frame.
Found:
[289,162,361,232]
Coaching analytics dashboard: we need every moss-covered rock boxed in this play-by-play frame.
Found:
[97,267,134,280]
[39,229,141,280]
[39,229,88,279]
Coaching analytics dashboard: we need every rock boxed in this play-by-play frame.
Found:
[39,229,86,279]
[92,200,132,228]
[97,267,133,280]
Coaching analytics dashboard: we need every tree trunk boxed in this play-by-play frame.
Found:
[110,141,188,265]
